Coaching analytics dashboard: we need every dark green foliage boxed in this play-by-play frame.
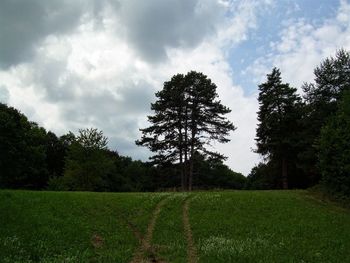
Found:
[192,154,246,189]
[251,49,350,195]
[246,160,308,190]
[0,103,243,192]
[151,157,246,191]
[60,128,115,191]
[76,128,108,149]
[102,153,134,192]
[137,74,185,164]
[119,160,156,192]
[255,68,302,189]
[300,49,350,185]
[137,71,235,190]
[22,123,49,189]
[318,92,350,196]
[45,131,66,178]
[0,103,49,189]
[304,49,350,110]
[245,162,279,190]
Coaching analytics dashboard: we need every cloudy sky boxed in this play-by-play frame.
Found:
[0,0,349,175]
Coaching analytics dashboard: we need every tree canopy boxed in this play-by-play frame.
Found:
[255,68,302,189]
[299,49,350,185]
[318,91,350,196]
[0,103,49,189]
[137,71,236,190]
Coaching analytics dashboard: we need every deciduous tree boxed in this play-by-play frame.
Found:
[63,128,114,191]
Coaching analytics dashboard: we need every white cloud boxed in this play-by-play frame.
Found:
[218,0,274,48]
[0,0,281,175]
[0,85,9,103]
[248,0,350,90]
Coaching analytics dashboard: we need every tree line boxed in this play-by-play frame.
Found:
[248,49,350,198]
[0,49,349,196]
[0,104,244,191]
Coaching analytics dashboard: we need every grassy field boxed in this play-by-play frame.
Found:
[1,190,349,262]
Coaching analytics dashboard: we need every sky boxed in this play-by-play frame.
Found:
[0,0,349,175]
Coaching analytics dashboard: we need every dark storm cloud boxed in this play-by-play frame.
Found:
[0,0,105,69]
[116,0,225,62]
[0,0,224,68]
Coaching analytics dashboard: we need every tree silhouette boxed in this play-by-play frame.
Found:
[256,68,302,189]
[137,71,235,190]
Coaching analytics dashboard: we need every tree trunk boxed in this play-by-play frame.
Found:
[184,108,189,191]
[189,122,196,192]
[189,156,194,192]
[179,148,184,191]
[282,157,288,189]
[178,124,185,191]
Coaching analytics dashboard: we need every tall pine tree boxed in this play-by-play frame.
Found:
[137,71,235,191]
[256,68,302,189]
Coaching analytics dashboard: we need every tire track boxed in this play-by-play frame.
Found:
[183,199,198,263]
[121,216,143,242]
[130,197,169,263]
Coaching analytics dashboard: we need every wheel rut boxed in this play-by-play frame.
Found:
[183,198,198,263]
[130,197,169,263]
[125,195,199,263]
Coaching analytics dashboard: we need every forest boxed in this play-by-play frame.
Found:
[0,49,349,198]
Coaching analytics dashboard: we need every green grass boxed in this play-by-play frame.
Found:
[0,190,167,262]
[152,193,189,262]
[190,191,350,262]
[1,190,350,262]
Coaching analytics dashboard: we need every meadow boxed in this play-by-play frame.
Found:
[1,190,349,262]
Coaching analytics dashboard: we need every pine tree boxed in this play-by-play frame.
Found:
[136,71,235,191]
[256,68,302,189]
[136,74,187,189]
[185,71,235,190]
[300,49,350,185]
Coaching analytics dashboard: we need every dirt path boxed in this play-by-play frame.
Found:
[183,199,198,263]
[130,197,168,263]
